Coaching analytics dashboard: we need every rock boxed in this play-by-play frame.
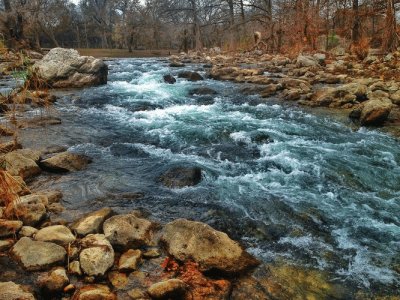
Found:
[0,141,21,154]
[0,220,23,238]
[11,237,66,271]
[72,285,116,300]
[68,261,82,276]
[178,71,204,81]
[0,282,35,300]
[127,288,148,300]
[169,61,185,68]
[163,74,176,84]
[390,91,400,105]
[159,167,202,188]
[118,249,142,272]
[296,55,318,67]
[147,279,187,299]
[33,48,108,88]
[79,234,114,276]
[108,272,128,289]
[282,89,301,101]
[35,190,63,204]
[40,151,92,173]
[0,239,14,251]
[189,87,217,96]
[103,214,156,248]
[37,267,69,293]
[47,203,65,214]
[143,248,161,259]
[35,225,75,245]
[3,151,41,180]
[0,125,13,136]
[19,226,38,238]
[360,98,393,126]
[5,194,47,226]
[13,149,41,163]
[160,219,259,273]
[71,207,113,236]
[0,207,3,218]
[313,53,326,65]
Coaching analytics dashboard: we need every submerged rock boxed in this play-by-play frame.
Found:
[33,48,108,88]
[160,219,259,273]
[178,71,204,81]
[160,167,202,188]
[103,214,156,248]
[0,282,35,300]
[35,225,75,245]
[79,234,114,277]
[163,74,176,84]
[11,237,66,271]
[189,87,217,96]
[40,151,92,173]
[147,279,187,299]
[71,207,113,236]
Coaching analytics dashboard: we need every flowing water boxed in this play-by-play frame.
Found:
[21,58,400,295]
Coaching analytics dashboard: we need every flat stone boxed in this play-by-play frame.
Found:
[79,234,114,276]
[118,249,142,272]
[11,237,66,271]
[0,281,35,300]
[40,151,92,173]
[0,220,23,238]
[71,207,113,236]
[71,284,116,300]
[35,225,75,245]
[147,279,187,299]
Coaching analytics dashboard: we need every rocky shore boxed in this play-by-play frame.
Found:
[1,47,399,299]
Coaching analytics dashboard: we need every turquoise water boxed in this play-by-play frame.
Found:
[27,58,400,294]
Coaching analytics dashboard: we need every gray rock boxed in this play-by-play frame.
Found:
[35,225,75,245]
[11,237,66,271]
[33,48,108,88]
[79,234,114,276]
[160,219,259,273]
[103,214,156,248]
[71,207,113,236]
[159,167,202,188]
[0,282,35,300]
[296,55,318,68]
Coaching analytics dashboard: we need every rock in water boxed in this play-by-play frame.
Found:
[147,279,187,299]
[159,167,202,188]
[360,98,393,126]
[40,151,92,173]
[11,237,66,271]
[35,225,76,245]
[33,48,108,88]
[163,74,176,84]
[0,282,35,300]
[103,214,156,248]
[79,234,114,276]
[71,207,113,236]
[160,219,259,273]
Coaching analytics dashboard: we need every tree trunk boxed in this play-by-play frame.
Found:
[383,0,399,52]
[352,0,360,44]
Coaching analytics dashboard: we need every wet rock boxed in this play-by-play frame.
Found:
[147,279,187,299]
[160,219,259,273]
[160,167,202,188]
[68,261,82,276]
[79,234,114,276]
[40,151,92,173]
[11,237,66,271]
[178,71,204,81]
[0,282,35,300]
[33,48,108,88]
[72,285,116,300]
[104,214,156,248]
[0,239,14,251]
[189,87,217,96]
[19,226,38,238]
[3,151,41,180]
[360,98,393,126]
[0,220,23,238]
[35,225,75,245]
[163,74,176,84]
[37,267,69,293]
[71,207,113,236]
[119,249,142,272]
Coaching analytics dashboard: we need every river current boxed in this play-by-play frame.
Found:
[21,58,400,294]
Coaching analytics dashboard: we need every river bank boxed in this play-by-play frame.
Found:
[1,48,400,299]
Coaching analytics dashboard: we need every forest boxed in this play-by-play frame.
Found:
[0,0,399,54]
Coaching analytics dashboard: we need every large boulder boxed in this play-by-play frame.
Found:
[11,237,66,271]
[159,167,202,188]
[103,214,156,248]
[79,234,114,277]
[296,55,319,68]
[40,151,92,173]
[3,151,41,180]
[360,98,393,126]
[35,225,75,245]
[0,282,35,300]
[33,48,108,88]
[160,219,259,273]
[71,207,113,236]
